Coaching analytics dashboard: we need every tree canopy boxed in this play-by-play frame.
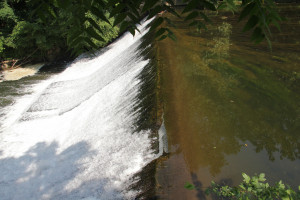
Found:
[1,0,283,61]
[0,0,118,62]
[29,0,282,54]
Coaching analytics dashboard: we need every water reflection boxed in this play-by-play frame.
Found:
[157,4,300,193]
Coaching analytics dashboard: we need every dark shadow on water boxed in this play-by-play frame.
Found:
[39,46,113,74]
[129,28,161,200]
[39,61,69,74]
[190,173,234,200]
[0,141,121,200]
[133,28,159,135]
[191,173,207,200]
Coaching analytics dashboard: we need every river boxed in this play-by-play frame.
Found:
[0,5,299,200]
[156,4,300,199]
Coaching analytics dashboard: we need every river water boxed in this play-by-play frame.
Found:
[0,19,162,200]
[0,6,299,200]
[156,5,300,199]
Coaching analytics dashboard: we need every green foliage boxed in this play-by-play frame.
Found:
[0,1,17,23]
[29,0,282,56]
[85,13,119,48]
[239,0,283,48]
[1,0,283,60]
[0,35,5,53]
[0,0,67,60]
[205,173,300,199]
[184,182,196,190]
[28,0,120,56]
[0,0,119,62]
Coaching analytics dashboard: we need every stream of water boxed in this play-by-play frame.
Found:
[0,19,160,200]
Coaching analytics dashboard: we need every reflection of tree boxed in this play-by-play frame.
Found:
[0,141,121,200]
[160,13,300,176]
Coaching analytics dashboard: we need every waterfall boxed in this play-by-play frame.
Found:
[0,19,158,200]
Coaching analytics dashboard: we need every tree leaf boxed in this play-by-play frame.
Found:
[106,0,120,8]
[243,15,259,32]
[224,0,238,13]
[155,28,166,38]
[263,29,272,50]
[218,2,227,10]
[239,2,256,22]
[93,0,105,7]
[242,173,251,184]
[148,5,163,19]
[251,27,264,43]
[184,182,195,190]
[119,21,130,33]
[271,19,281,31]
[142,0,159,13]
[128,26,135,36]
[189,20,198,26]
[164,5,181,18]
[192,21,207,30]
[127,2,140,18]
[203,1,216,11]
[110,3,126,18]
[150,17,164,31]
[182,0,198,14]
[164,17,176,27]
[184,11,198,21]
[83,1,92,9]
[258,173,266,182]
[86,17,103,34]
[86,27,105,42]
[127,12,139,23]
[199,12,211,23]
[69,36,84,48]
[56,0,71,9]
[166,28,176,41]
[197,21,207,31]
[158,34,167,41]
[44,3,57,18]
[113,13,127,27]
[90,6,111,24]
[168,33,176,41]
[84,37,99,49]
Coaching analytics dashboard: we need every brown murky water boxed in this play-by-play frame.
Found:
[156,4,300,199]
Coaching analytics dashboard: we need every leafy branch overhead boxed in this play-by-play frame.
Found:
[30,0,282,54]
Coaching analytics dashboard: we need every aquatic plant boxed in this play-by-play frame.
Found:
[186,173,300,199]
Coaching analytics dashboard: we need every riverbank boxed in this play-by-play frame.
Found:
[0,63,44,82]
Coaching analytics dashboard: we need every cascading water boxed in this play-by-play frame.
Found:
[0,19,160,200]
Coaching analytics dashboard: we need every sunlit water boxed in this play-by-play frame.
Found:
[0,19,161,200]
[156,5,300,199]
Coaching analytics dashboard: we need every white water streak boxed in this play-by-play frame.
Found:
[0,19,157,200]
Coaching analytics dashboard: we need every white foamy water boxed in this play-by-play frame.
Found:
[0,19,157,200]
